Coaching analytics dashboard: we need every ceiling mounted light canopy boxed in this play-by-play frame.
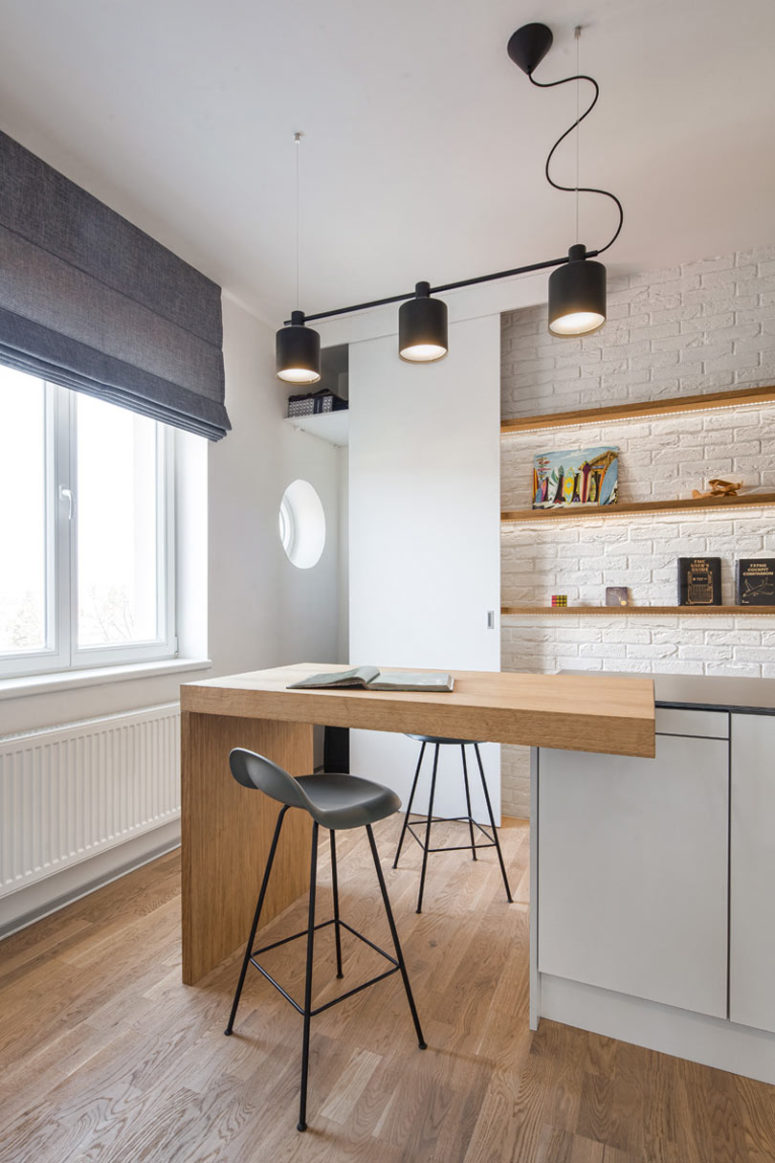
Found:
[275,25,623,381]
[398,282,448,363]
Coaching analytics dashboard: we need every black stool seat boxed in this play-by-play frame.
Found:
[295,772,400,830]
[224,747,425,1133]
[406,734,484,746]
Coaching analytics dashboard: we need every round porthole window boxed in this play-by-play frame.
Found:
[278,479,326,569]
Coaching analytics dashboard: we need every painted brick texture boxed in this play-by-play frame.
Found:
[500,245,775,818]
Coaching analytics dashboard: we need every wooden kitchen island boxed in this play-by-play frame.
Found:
[180,662,654,984]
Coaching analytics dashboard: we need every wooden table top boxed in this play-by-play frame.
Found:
[181,663,655,758]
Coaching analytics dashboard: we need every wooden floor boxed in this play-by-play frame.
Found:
[2,818,774,1163]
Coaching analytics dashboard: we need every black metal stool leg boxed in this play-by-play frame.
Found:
[330,829,344,979]
[417,744,440,913]
[366,824,427,1051]
[460,744,478,861]
[298,821,319,1133]
[225,806,289,1036]
[474,744,513,903]
[393,741,426,868]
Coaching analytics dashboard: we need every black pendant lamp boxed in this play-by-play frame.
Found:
[398,282,448,363]
[273,26,623,364]
[276,311,321,384]
[509,22,623,339]
[276,133,322,385]
[548,244,606,336]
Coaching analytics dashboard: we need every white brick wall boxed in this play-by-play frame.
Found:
[500,244,775,818]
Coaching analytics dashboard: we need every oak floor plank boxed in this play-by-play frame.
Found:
[2,816,775,1163]
[535,1125,606,1163]
[733,1073,775,1163]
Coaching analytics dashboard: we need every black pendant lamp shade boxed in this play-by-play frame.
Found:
[548,245,606,337]
[398,282,448,363]
[276,310,321,384]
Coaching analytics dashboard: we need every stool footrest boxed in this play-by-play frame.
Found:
[248,917,400,1018]
[405,816,495,854]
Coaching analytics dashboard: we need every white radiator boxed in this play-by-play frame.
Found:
[0,703,180,899]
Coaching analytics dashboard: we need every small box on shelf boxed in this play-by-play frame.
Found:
[287,389,348,418]
[605,586,630,607]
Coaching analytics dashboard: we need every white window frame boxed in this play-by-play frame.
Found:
[1,378,177,679]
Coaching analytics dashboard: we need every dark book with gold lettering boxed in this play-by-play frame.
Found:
[736,559,775,605]
[677,557,722,606]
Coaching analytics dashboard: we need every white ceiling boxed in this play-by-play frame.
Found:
[1,0,774,326]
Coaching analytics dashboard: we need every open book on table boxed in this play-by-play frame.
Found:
[287,665,454,693]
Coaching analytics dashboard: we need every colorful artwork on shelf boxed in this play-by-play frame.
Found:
[532,446,619,509]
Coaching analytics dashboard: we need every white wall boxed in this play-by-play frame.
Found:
[500,243,775,816]
[210,296,341,677]
[345,315,502,822]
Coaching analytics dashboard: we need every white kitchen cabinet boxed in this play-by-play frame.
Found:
[730,713,775,1034]
[538,727,729,1018]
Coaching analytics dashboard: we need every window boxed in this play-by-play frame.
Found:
[278,480,326,569]
[0,366,176,678]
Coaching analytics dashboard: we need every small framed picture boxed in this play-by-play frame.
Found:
[605,586,630,607]
[533,446,619,509]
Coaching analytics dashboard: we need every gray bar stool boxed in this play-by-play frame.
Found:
[224,747,426,1132]
[393,735,513,913]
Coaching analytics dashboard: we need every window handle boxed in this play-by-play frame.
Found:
[59,486,74,520]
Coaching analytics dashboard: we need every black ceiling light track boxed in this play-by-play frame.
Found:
[276,23,625,381]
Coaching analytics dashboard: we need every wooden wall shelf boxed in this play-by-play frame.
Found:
[500,385,775,435]
[502,492,775,523]
[501,605,775,617]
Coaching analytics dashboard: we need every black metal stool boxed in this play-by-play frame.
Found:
[393,735,513,913]
[224,747,426,1132]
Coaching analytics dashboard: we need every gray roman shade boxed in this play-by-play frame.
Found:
[0,129,229,440]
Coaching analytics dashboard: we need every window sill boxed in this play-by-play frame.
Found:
[0,657,213,701]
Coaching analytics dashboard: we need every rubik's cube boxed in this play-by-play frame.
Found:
[551,594,568,607]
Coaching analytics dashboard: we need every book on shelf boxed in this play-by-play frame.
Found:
[287,665,454,693]
[736,558,775,605]
[677,557,722,606]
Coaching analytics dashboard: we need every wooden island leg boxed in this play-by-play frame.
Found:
[181,711,314,985]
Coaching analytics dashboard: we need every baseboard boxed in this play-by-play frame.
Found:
[539,973,775,1086]
[0,819,181,939]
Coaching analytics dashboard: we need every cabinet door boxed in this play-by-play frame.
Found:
[730,714,775,1033]
[538,734,728,1018]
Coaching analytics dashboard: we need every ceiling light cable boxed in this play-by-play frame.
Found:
[294,130,302,312]
[528,34,623,256]
[575,26,581,245]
